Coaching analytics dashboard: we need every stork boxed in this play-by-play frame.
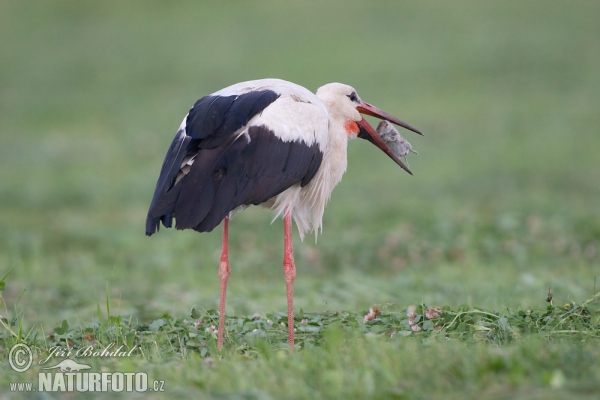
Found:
[146,79,422,351]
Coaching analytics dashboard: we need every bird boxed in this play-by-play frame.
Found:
[146,78,422,351]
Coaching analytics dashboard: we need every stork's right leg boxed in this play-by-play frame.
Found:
[283,210,296,352]
[217,217,230,350]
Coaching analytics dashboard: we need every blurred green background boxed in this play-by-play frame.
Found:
[1,1,598,329]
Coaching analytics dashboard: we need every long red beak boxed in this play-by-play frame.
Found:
[356,102,423,175]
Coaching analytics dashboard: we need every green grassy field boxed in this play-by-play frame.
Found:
[1,1,599,398]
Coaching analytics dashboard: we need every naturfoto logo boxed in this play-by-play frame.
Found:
[8,343,165,394]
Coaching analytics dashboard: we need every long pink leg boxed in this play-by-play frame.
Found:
[283,210,296,352]
[217,216,230,350]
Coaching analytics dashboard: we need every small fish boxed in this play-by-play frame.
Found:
[377,120,419,167]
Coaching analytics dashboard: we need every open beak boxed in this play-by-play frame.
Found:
[356,101,423,175]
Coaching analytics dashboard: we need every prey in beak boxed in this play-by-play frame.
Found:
[355,101,423,175]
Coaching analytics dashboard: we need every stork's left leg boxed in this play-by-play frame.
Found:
[283,209,296,352]
[217,216,230,350]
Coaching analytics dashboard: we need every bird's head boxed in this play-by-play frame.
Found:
[316,83,422,175]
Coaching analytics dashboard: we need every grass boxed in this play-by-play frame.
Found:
[1,0,600,398]
[2,291,599,398]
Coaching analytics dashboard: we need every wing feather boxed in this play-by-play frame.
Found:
[146,83,326,235]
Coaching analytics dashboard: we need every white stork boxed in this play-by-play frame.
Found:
[146,78,422,351]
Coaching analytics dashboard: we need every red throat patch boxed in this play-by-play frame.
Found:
[344,120,360,135]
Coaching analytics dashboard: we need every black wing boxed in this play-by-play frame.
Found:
[146,90,323,235]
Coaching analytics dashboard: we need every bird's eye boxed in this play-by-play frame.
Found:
[347,92,358,102]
